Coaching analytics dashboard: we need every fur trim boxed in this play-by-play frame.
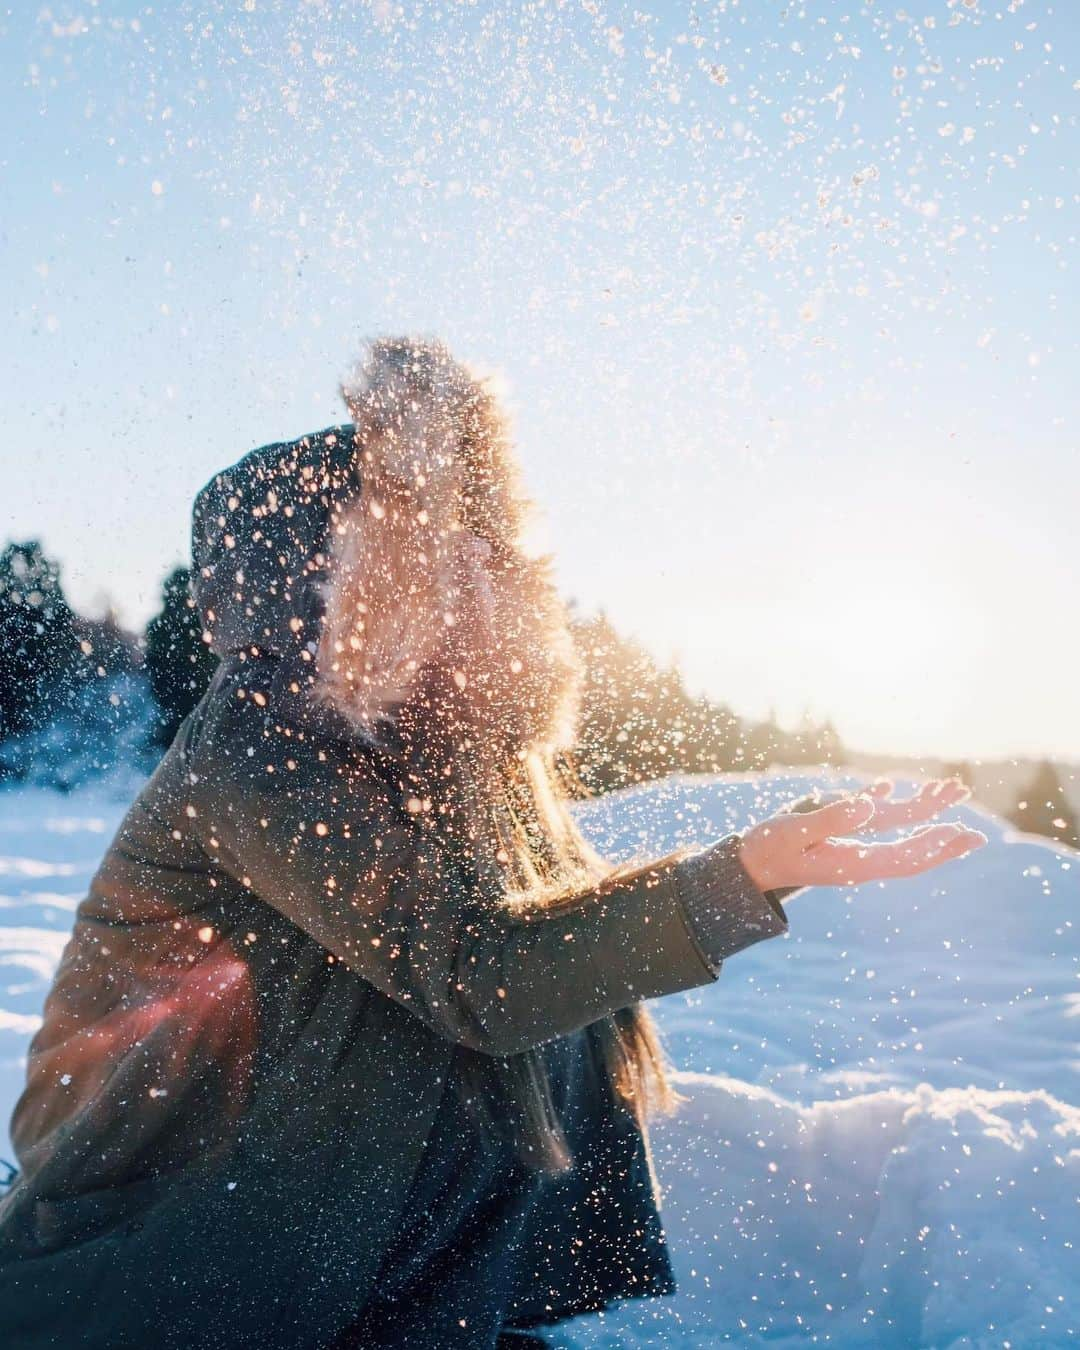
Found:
[312,337,580,760]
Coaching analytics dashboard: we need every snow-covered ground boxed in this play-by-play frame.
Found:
[0,769,1075,1347]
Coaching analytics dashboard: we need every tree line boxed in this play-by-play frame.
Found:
[1,537,1075,852]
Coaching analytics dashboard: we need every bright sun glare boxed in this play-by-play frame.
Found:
[780,555,990,756]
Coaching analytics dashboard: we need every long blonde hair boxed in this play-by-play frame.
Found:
[314,337,682,1173]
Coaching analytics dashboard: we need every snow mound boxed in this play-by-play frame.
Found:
[559,1073,1079,1348]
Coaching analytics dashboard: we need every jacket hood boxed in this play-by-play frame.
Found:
[190,337,579,757]
[191,423,361,662]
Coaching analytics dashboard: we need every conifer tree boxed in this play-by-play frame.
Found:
[144,566,220,746]
[1011,759,1080,850]
[0,540,82,741]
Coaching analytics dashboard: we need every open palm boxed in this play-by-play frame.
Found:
[739,777,988,892]
[847,776,972,832]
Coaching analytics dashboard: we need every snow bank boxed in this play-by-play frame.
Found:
[0,781,131,1139]
[558,1073,1079,1348]
[0,673,159,792]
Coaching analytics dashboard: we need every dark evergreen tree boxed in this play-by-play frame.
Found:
[688,694,742,775]
[1010,759,1080,850]
[814,717,845,767]
[568,608,747,793]
[75,607,142,681]
[943,759,976,790]
[144,566,220,746]
[0,540,82,741]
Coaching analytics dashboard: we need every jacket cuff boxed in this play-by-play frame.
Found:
[670,832,789,972]
[765,883,808,905]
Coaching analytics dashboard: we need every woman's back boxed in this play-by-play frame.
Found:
[0,401,713,1348]
[0,692,466,1346]
[0,344,816,1348]
[0,670,677,1347]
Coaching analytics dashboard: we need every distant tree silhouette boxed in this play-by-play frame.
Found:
[1010,759,1080,850]
[569,607,746,792]
[943,759,976,790]
[692,695,743,775]
[144,566,219,746]
[736,710,845,773]
[564,605,847,793]
[0,541,149,785]
[809,716,845,767]
[0,540,83,740]
[75,607,142,680]
[740,716,781,771]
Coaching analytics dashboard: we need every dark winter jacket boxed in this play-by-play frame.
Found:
[0,426,790,1348]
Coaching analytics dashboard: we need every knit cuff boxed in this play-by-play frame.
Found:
[765,883,808,905]
[670,832,789,972]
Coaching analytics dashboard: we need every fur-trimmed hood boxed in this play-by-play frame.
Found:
[191,421,361,664]
[191,338,579,761]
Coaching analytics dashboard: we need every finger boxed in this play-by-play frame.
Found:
[915,779,949,809]
[856,778,967,833]
[826,825,985,884]
[781,792,876,846]
[846,781,927,832]
[924,779,972,813]
[797,823,987,885]
[876,825,987,877]
[779,787,848,816]
[901,781,945,820]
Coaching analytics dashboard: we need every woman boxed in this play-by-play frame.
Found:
[0,337,985,1348]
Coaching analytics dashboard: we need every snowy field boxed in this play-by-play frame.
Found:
[0,769,1075,1348]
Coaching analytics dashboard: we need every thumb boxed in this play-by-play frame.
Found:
[789,792,876,845]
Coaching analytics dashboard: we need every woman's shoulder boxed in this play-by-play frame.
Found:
[178,653,414,827]
[192,423,357,514]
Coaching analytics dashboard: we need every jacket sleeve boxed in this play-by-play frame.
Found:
[670,833,789,973]
[181,658,787,1057]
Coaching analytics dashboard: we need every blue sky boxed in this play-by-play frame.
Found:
[3,0,1076,760]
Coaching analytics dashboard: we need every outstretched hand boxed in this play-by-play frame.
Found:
[738,778,988,892]
[854,776,973,833]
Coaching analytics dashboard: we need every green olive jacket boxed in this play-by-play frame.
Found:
[0,427,791,1348]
